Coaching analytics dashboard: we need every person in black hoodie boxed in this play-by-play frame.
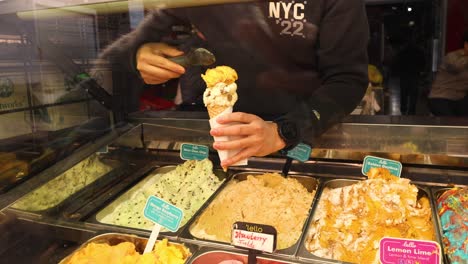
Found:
[101,0,369,168]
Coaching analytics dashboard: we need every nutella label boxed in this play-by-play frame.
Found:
[232,222,277,253]
[380,237,441,264]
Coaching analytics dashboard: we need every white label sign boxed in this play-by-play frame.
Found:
[231,222,277,253]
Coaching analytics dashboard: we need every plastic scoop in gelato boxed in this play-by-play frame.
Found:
[62,238,191,264]
[190,173,315,249]
[100,159,223,231]
[437,187,468,264]
[305,168,436,263]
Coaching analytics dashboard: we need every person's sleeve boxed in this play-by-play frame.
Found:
[99,10,188,74]
[280,0,369,147]
[444,51,467,74]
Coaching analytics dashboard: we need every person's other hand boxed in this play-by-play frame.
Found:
[136,43,186,84]
[210,112,286,168]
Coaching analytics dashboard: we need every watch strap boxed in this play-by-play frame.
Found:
[274,118,301,153]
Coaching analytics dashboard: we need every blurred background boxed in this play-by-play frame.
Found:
[0,0,466,141]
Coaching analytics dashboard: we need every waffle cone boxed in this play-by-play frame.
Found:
[207,105,229,119]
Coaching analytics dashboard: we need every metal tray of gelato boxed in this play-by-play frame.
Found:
[10,154,128,217]
[431,186,468,264]
[188,247,301,264]
[297,178,442,264]
[184,171,319,257]
[59,233,196,264]
[93,159,227,237]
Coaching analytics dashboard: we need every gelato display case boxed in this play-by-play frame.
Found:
[0,0,467,264]
[1,118,467,263]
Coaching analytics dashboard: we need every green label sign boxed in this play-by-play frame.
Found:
[287,143,312,163]
[143,196,183,232]
[362,155,402,177]
[97,146,108,154]
[180,143,209,161]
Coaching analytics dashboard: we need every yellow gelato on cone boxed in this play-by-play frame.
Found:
[201,66,238,88]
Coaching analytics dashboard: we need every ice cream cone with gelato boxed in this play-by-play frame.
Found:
[207,105,229,120]
[202,66,247,169]
[202,66,238,118]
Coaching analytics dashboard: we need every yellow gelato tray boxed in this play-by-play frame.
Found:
[185,171,319,256]
[297,178,443,264]
[59,233,196,264]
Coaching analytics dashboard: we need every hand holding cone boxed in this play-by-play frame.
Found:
[202,66,246,170]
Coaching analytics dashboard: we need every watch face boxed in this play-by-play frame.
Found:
[281,121,298,140]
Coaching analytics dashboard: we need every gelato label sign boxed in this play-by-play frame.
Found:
[362,155,402,177]
[96,146,108,154]
[143,195,183,232]
[286,143,312,163]
[231,222,277,253]
[380,237,441,264]
[180,143,209,161]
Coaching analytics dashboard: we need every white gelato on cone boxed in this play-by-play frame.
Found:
[202,66,247,168]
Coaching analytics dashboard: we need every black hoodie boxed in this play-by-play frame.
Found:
[101,0,369,146]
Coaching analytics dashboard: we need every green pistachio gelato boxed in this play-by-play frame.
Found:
[13,154,112,211]
[100,159,223,231]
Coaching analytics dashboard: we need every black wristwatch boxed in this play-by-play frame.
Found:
[274,118,301,153]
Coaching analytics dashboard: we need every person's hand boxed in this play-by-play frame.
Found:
[210,112,286,168]
[136,42,186,84]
